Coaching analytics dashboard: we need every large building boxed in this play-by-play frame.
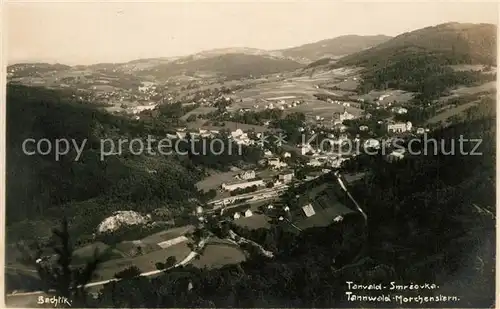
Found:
[221,179,265,192]
[387,121,412,133]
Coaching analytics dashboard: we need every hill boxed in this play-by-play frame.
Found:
[278,35,392,62]
[134,53,303,79]
[334,22,497,101]
[340,23,496,66]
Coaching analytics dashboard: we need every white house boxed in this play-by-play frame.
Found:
[378,94,391,102]
[233,212,241,220]
[392,107,408,114]
[231,129,244,138]
[333,215,344,222]
[359,125,369,131]
[387,121,412,133]
[284,206,290,212]
[416,127,425,134]
[240,170,256,180]
[244,209,253,217]
[282,152,292,158]
[264,150,273,157]
[302,204,316,217]
[279,172,294,184]
[335,109,355,124]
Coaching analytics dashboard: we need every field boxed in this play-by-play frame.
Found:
[233,214,272,230]
[296,204,354,230]
[224,68,366,120]
[196,170,241,192]
[355,89,415,105]
[191,243,246,269]
[293,100,363,120]
[180,106,217,120]
[426,100,481,126]
[140,225,195,244]
[93,241,193,280]
[449,81,496,96]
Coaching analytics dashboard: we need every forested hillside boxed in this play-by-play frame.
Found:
[278,34,392,61]
[335,22,497,101]
[135,53,303,79]
[6,85,262,243]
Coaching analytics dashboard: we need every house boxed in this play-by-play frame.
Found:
[307,158,323,167]
[267,204,274,210]
[386,148,406,162]
[244,209,253,217]
[359,125,369,131]
[302,204,316,217]
[282,152,292,158]
[298,143,314,155]
[387,121,412,133]
[231,129,244,138]
[392,107,408,114]
[221,179,265,192]
[416,127,425,134]
[378,94,391,102]
[335,109,355,124]
[240,170,256,180]
[279,171,295,184]
[233,212,241,220]
[267,157,287,169]
[264,150,273,157]
[284,206,290,212]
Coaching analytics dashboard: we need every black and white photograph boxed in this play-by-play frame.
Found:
[3,1,498,308]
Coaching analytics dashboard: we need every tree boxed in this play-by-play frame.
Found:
[165,256,177,268]
[31,218,101,307]
[114,266,141,280]
[155,262,165,270]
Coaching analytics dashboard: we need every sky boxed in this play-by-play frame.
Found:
[6,1,499,65]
